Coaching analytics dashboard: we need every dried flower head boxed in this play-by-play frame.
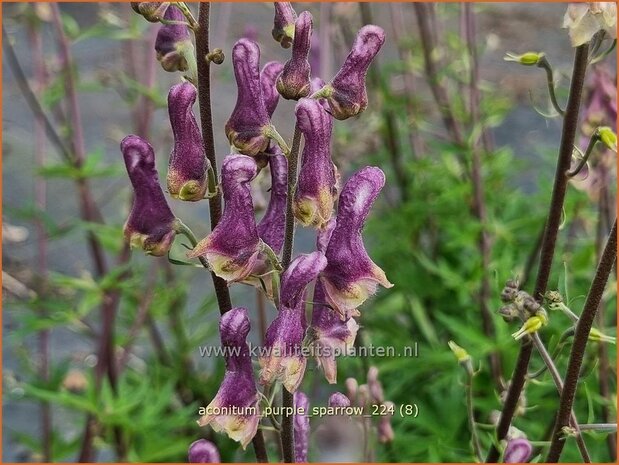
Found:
[121,135,177,257]
[563,2,617,47]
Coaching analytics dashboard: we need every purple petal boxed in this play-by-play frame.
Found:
[260,252,327,392]
[328,392,351,408]
[310,281,358,383]
[225,39,271,156]
[261,61,284,117]
[167,82,210,201]
[321,167,393,316]
[294,98,337,228]
[257,149,288,253]
[276,11,313,100]
[503,438,533,463]
[188,439,220,463]
[121,135,176,256]
[155,5,192,72]
[198,308,260,449]
[326,25,385,120]
[189,155,260,282]
[272,2,297,48]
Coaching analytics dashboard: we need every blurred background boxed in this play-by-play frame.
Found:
[2,2,616,462]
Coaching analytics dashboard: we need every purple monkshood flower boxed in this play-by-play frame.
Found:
[197,308,260,449]
[257,150,288,254]
[261,61,284,117]
[328,392,351,408]
[503,438,533,463]
[155,5,193,72]
[276,11,313,100]
[294,98,338,229]
[310,280,359,384]
[188,155,260,282]
[167,82,210,201]
[121,135,177,257]
[225,39,272,156]
[320,167,393,317]
[188,439,220,463]
[377,401,395,443]
[294,391,311,462]
[320,25,385,120]
[272,2,297,49]
[260,252,327,392]
[367,366,384,403]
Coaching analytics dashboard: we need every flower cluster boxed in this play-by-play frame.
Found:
[125,1,390,453]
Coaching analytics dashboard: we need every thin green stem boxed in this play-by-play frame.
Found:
[537,56,565,116]
[547,220,617,462]
[465,370,483,462]
[486,43,589,463]
[566,131,600,177]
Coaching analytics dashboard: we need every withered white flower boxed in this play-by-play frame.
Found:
[563,2,617,47]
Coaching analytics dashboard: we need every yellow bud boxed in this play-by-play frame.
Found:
[504,52,544,66]
[598,127,617,152]
[448,340,470,363]
[589,327,616,344]
[512,313,548,340]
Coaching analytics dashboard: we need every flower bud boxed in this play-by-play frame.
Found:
[377,401,395,443]
[293,98,338,228]
[512,312,548,341]
[155,5,193,72]
[322,25,385,120]
[198,308,260,449]
[121,135,177,257]
[588,327,616,344]
[294,391,310,463]
[563,3,617,47]
[188,155,261,282]
[328,392,351,408]
[260,61,284,117]
[260,252,327,392]
[320,167,393,317]
[225,39,272,156]
[167,82,210,201]
[367,366,384,404]
[188,439,220,463]
[276,11,313,100]
[132,2,170,22]
[503,438,533,463]
[503,51,544,66]
[257,151,288,254]
[345,378,359,402]
[206,48,225,65]
[598,126,617,151]
[272,2,297,49]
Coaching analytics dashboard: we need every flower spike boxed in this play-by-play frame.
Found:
[321,167,393,317]
[197,308,260,449]
[188,155,261,282]
[167,82,210,201]
[121,135,177,257]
